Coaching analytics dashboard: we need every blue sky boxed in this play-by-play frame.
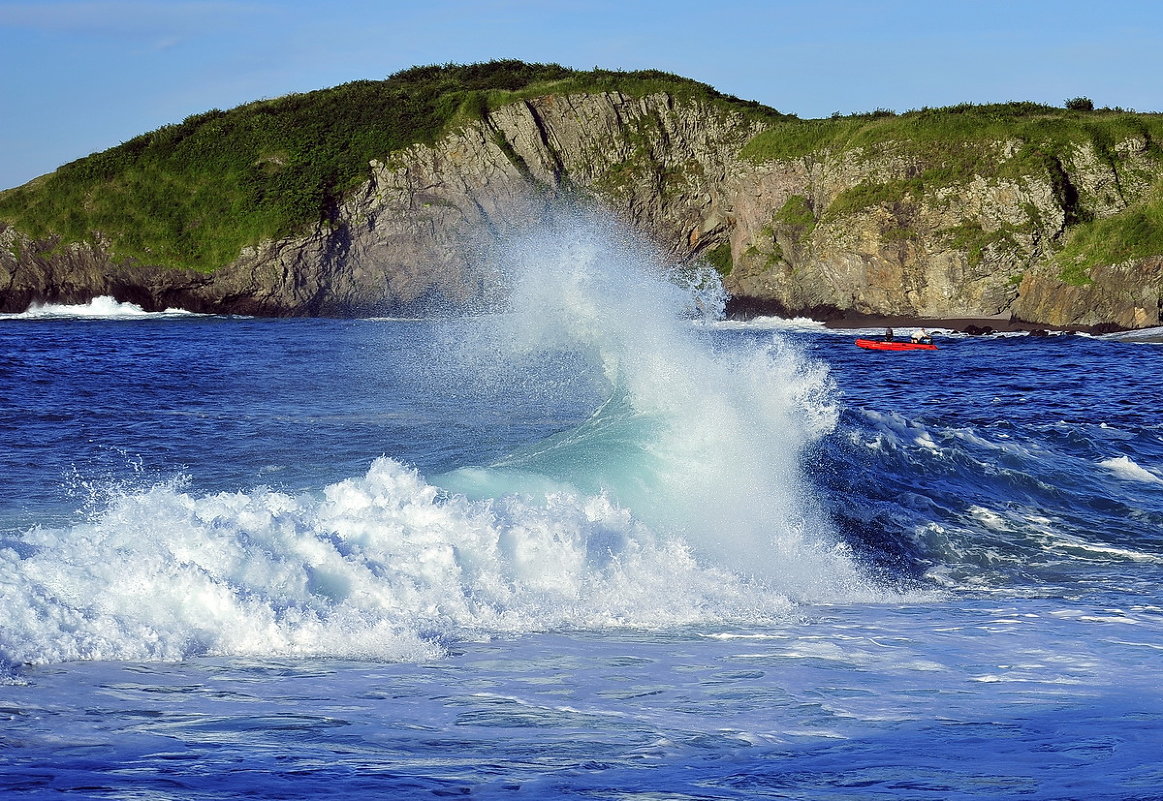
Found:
[2,0,1160,190]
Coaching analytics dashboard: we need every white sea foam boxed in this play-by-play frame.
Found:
[709,315,829,332]
[2,295,198,319]
[1098,455,1163,484]
[1100,325,1163,344]
[0,459,801,666]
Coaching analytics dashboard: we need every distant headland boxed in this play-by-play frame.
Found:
[1,61,1160,329]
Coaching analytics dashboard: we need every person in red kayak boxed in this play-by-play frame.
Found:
[885,327,894,342]
[911,328,933,344]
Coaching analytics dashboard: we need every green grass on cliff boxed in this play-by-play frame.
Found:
[743,103,1163,221]
[0,61,783,272]
[744,102,1163,271]
[7,62,1163,277]
[1054,185,1163,284]
[741,102,1163,167]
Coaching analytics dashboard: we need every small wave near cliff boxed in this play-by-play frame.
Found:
[0,296,199,320]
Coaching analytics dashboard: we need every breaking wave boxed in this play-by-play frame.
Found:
[1,210,879,666]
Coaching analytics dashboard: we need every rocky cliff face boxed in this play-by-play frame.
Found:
[3,92,1161,328]
[725,134,1163,328]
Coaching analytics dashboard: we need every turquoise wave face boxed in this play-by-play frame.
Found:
[439,387,665,501]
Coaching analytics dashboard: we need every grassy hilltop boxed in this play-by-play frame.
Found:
[0,61,781,273]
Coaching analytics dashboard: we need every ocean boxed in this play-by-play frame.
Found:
[2,216,1162,799]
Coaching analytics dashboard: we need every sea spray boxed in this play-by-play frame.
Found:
[436,209,864,594]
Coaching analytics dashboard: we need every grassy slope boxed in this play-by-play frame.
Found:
[0,61,782,272]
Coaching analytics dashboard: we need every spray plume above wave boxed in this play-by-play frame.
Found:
[1,210,875,666]
[439,210,856,588]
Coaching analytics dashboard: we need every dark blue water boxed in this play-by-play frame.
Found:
[808,331,1163,595]
[0,317,597,529]
[2,298,1162,799]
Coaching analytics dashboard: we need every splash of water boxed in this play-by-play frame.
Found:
[0,210,876,667]
[439,209,861,593]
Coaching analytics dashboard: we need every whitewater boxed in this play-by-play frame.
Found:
[2,213,1162,799]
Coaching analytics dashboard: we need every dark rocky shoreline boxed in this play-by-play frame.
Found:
[722,296,1112,335]
[820,314,1059,336]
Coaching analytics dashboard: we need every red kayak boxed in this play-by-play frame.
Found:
[855,338,937,351]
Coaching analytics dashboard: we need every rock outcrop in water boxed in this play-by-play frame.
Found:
[2,70,1162,328]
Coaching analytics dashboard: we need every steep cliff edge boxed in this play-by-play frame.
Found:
[2,65,1161,328]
